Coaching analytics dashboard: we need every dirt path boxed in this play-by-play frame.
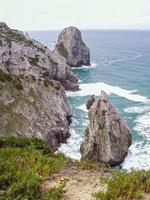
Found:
[42,165,109,200]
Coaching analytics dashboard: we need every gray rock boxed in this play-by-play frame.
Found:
[54,26,90,67]
[0,73,72,150]
[86,95,96,110]
[80,90,132,166]
[0,23,79,90]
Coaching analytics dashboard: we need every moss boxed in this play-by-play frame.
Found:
[0,69,12,82]
[43,79,54,87]
[31,75,37,81]
[94,170,150,200]
[0,136,69,200]
[28,88,36,98]
[56,42,68,58]
[28,55,40,66]
[12,79,23,90]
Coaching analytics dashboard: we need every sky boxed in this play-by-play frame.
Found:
[0,0,150,30]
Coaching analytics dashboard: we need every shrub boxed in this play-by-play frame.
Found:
[0,136,69,200]
[0,69,12,82]
[94,170,150,200]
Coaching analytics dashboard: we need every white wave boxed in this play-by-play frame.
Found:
[77,104,88,112]
[73,62,97,69]
[67,82,149,103]
[124,105,150,114]
[134,112,150,138]
[101,59,122,67]
[59,121,83,160]
[122,142,150,171]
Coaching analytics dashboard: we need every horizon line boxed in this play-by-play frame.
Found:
[26,28,150,32]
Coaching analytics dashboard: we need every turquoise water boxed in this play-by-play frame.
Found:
[30,30,150,170]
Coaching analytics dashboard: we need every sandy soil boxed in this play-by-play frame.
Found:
[42,164,109,200]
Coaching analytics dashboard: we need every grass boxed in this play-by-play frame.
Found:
[75,159,110,171]
[28,55,40,66]
[0,69,23,90]
[0,136,69,200]
[94,169,150,200]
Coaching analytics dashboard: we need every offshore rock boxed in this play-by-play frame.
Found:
[54,26,90,67]
[80,91,132,166]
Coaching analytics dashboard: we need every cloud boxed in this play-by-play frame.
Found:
[0,0,150,30]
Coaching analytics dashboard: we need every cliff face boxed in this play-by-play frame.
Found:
[0,22,79,91]
[0,70,72,149]
[80,91,132,166]
[0,23,82,149]
[54,26,90,67]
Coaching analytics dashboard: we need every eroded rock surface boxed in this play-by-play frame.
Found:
[0,71,72,149]
[80,91,132,166]
[54,26,90,67]
[0,22,79,90]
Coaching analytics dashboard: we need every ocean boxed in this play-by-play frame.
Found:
[29,30,150,170]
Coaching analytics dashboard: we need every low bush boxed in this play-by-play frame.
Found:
[94,169,150,200]
[0,136,69,200]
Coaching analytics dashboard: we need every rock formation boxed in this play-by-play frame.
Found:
[0,70,72,150]
[0,22,79,91]
[54,26,90,67]
[80,91,132,166]
[0,23,86,149]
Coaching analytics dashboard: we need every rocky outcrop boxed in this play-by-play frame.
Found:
[54,26,90,67]
[0,23,82,149]
[0,22,79,90]
[0,70,72,149]
[80,91,132,166]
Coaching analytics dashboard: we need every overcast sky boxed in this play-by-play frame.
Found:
[0,0,150,30]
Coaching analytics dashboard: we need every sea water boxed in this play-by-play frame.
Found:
[29,30,150,170]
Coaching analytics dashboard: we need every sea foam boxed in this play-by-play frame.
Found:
[124,105,150,114]
[59,120,83,160]
[73,62,97,70]
[122,141,150,170]
[67,82,149,103]
[134,112,150,138]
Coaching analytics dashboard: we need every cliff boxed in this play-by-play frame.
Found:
[0,70,72,149]
[0,23,87,148]
[0,22,79,91]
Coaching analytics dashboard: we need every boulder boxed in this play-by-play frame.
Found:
[80,91,132,166]
[54,26,90,67]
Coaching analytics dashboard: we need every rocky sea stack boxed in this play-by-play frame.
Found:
[80,91,132,166]
[54,26,90,67]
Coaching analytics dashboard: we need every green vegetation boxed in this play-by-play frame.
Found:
[0,69,23,90]
[0,69,12,82]
[94,170,150,200]
[0,136,69,200]
[28,55,40,66]
[56,43,68,58]
[43,78,54,87]
[76,159,110,171]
